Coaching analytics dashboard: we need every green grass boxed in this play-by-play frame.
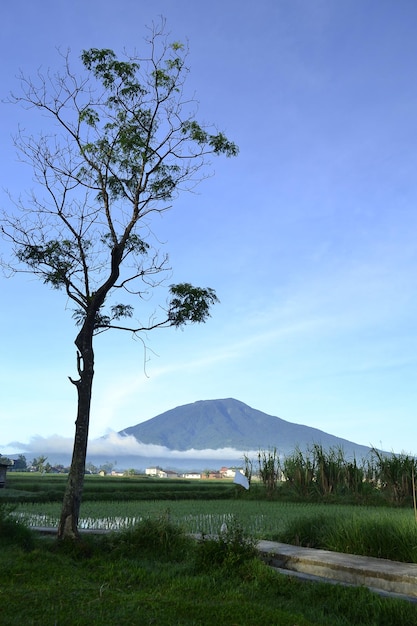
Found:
[15,498,320,533]
[1,512,417,625]
[276,509,417,562]
[3,472,235,503]
[13,499,417,562]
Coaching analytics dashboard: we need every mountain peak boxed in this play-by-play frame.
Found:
[120,398,371,458]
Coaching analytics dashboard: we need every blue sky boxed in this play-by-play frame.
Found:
[1,0,417,459]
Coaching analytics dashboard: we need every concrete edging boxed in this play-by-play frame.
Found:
[257,540,417,600]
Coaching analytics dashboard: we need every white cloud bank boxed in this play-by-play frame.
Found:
[5,431,256,461]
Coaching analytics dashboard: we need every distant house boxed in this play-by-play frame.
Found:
[145,466,178,479]
[165,470,179,479]
[219,466,244,478]
[181,471,201,479]
[145,466,162,476]
[220,467,236,478]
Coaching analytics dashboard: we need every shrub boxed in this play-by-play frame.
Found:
[195,516,258,571]
[105,510,193,561]
[0,503,35,550]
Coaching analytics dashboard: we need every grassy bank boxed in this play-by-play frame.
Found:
[1,510,417,625]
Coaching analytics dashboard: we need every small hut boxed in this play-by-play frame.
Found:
[0,457,14,488]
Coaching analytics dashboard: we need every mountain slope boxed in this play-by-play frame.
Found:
[120,398,372,457]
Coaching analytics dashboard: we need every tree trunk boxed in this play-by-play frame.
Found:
[58,326,94,540]
[58,250,122,540]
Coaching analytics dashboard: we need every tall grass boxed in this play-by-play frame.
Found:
[370,448,417,504]
[281,444,417,506]
[282,444,371,500]
[276,510,417,562]
[256,447,280,496]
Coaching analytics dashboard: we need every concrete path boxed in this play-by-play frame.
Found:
[257,540,417,601]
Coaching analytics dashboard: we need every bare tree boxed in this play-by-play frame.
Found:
[1,21,238,539]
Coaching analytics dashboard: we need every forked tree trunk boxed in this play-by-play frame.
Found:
[58,250,123,540]
[58,326,94,540]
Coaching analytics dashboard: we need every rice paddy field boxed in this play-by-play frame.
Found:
[11,498,415,536]
[5,472,417,562]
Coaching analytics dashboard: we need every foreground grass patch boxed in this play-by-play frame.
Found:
[1,512,417,625]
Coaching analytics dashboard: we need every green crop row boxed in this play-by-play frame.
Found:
[2,473,235,503]
[13,498,417,562]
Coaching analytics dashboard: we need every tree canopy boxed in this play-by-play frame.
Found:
[1,21,238,539]
[3,28,237,334]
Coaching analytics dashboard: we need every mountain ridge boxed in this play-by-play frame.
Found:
[120,398,373,458]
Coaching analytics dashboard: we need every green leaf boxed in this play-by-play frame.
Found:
[79,107,100,127]
[110,303,134,319]
[81,48,139,90]
[168,283,219,327]
[16,240,82,289]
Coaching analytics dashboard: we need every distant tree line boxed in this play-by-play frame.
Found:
[7,455,122,475]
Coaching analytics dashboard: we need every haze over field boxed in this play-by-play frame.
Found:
[2,1,417,456]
